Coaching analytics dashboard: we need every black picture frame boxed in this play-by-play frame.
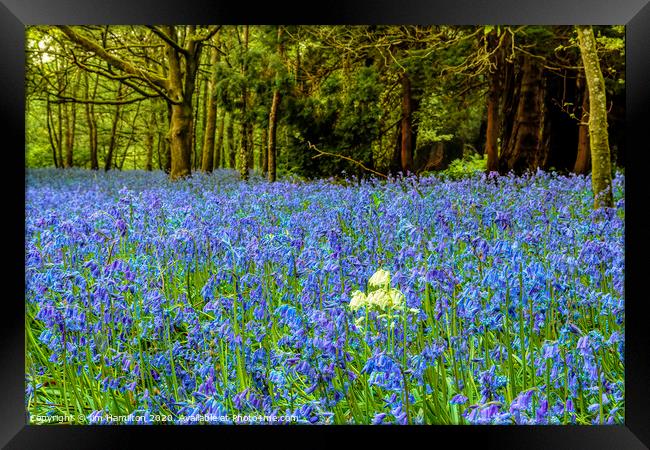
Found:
[5,0,649,448]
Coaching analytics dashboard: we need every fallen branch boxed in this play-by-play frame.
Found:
[307,141,388,179]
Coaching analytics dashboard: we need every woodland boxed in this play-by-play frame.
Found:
[25,25,625,425]
[26,26,624,202]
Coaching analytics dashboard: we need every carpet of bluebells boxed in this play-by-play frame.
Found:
[25,168,625,425]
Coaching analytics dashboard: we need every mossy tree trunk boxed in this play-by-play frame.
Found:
[246,122,255,171]
[267,26,284,182]
[213,111,225,171]
[165,26,199,180]
[201,45,220,172]
[227,115,235,169]
[239,25,250,180]
[576,25,613,208]
[260,125,268,175]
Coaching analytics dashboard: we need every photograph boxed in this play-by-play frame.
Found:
[24,24,626,426]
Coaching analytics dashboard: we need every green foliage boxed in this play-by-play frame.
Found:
[596,25,625,55]
[415,90,485,148]
[594,25,625,97]
[414,94,455,144]
[25,144,53,168]
[438,152,487,180]
[284,66,382,178]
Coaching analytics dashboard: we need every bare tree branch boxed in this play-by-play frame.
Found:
[46,92,150,105]
[308,141,387,179]
[68,50,175,103]
[58,26,169,90]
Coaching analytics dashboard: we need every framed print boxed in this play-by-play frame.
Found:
[3,0,650,448]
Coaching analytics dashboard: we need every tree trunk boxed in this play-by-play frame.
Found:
[192,78,201,170]
[63,102,72,168]
[239,25,250,180]
[247,122,254,171]
[257,126,263,171]
[295,40,305,94]
[146,112,155,171]
[485,95,499,173]
[146,131,154,171]
[268,89,280,182]
[169,102,193,179]
[163,103,172,173]
[227,115,235,169]
[484,29,505,173]
[201,45,219,172]
[56,102,64,166]
[576,25,613,208]
[60,72,77,168]
[63,101,76,168]
[45,99,60,168]
[84,72,99,170]
[64,72,82,168]
[155,128,163,170]
[104,84,123,171]
[574,71,591,174]
[118,105,139,170]
[86,102,99,170]
[164,25,200,180]
[239,121,249,179]
[214,111,225,170]
[400,72,414,174]
[153,109,163,170]
[267,26,283,182]
[260,125,268,175]
[499,54,548,174]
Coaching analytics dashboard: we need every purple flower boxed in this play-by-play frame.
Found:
[450,394,468,405]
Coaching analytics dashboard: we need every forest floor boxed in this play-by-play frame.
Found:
[25,168,624,425]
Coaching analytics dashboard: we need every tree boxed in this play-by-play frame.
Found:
[201,44,220,172]
[145,111,155,171]
[104,84,124,171]
[213,111,225,171]
[58,25,221,180]
[84,71,100,170]
[239,25,251,180]
[62,74,79,168]
[576,25,614,208]
[498,53,548,174]
[399,72,415,173]
[25,25,624,179]
[267,26,284,182]
[483,27,510,173]
[227,115,235,169]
